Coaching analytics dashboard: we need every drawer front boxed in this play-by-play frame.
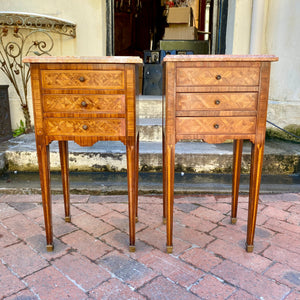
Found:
[176,117,256,135]
[45,118,125,137]
[176,67,259,86]
[43,94,125,113]
[176,93,257,111]
[41,70,125,89]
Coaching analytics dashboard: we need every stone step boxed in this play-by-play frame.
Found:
[138,95,162,119]
[2,133,299,175]
[136,95,162,142]
[139,118,161,142]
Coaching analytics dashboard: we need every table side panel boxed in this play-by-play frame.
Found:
[125,65,136,138]
[255,62,272,144]
[30,64,44,136]
[164,62,177,145]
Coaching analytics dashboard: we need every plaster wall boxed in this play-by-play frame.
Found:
[226,0,300,127]
[0,0,106,130]
[265,0,300,127]
[226,0,252,55]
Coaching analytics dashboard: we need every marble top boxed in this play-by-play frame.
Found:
[163,54,279,62]
[23,56,143,64]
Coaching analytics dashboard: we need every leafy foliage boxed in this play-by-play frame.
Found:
[13,120,26,137]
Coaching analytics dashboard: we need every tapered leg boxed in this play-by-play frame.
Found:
[135,133,139,223]
[126,137,136,252]
[162,132,167,224]
[36,136,53,251]
[231,139,243,224]
[246,142,265,252]
[59,141,70,222]
[166,143,175,254]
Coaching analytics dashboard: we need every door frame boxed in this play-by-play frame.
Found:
[106,0,114,55]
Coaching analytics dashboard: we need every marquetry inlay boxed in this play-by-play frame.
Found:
[43,94,125,113]
[45,118,125,136]
[41,70,125,89]
[23,56,142,253]
[176,67,260,86]
[163,54,278,254]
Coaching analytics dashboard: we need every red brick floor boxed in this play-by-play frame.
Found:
[0,193,299,299]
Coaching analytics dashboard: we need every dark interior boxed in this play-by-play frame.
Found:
[114,0,166,57]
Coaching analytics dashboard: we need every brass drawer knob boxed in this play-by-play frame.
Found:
[216,74,222,80]
[214,124,219,129]
[82,124,88,130]
[79,76,86,82]
[215,99,221,105]
[81,101,87,107]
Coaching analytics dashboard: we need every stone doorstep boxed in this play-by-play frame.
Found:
[1,133,300,175]
[138,95,162,119]
[138,118,162,142]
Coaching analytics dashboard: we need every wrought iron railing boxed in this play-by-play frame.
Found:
[0,12,76,131]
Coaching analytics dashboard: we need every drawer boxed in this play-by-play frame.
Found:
[176,93,257,111]
[45,118,125,137]
[176,67,259,86]
[43,94,125,114]
[41,70,125,90]
[176,117,256,135]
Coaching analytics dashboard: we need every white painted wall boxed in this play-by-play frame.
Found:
[265,0,300,127]
[0,0,106,130]
[226,0,252,55]
[226,0,300,127]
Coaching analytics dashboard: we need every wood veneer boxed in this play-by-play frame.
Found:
[23,56,142,252]
[162,54,278,253]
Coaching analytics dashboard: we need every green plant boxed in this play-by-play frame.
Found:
[13,120,26,137]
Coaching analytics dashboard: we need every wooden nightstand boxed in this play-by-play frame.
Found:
[23,56,142,252]
[162,55,278,253]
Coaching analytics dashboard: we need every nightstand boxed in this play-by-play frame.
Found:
[24,56,142,252]
[162,55,278,253]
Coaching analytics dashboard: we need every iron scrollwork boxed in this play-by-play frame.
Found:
[0,12,76,131]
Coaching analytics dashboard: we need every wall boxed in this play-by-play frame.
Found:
[265,0,300,127]
[225,0,300,127]
[226,0,252,54]
[0,0,106,130]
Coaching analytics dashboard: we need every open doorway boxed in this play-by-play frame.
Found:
[112,0,222,57]
[108,1,228,95]
[114,0,164,56]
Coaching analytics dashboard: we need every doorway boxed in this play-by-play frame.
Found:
[114,0,164,57]
[107,0,228,57]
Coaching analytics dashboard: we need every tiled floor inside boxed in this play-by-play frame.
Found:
[0,192,299,299]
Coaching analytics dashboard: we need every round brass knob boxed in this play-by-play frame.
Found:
[81,101,87,107]
[216,74,222,80]
[79,76,85,82]
[82,124,88,130]
[214,124,219,129]
[215,99,221,105]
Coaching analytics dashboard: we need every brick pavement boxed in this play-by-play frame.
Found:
[0,192,299,299]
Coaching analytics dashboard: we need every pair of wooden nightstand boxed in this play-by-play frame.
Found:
[24,55,277,253]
